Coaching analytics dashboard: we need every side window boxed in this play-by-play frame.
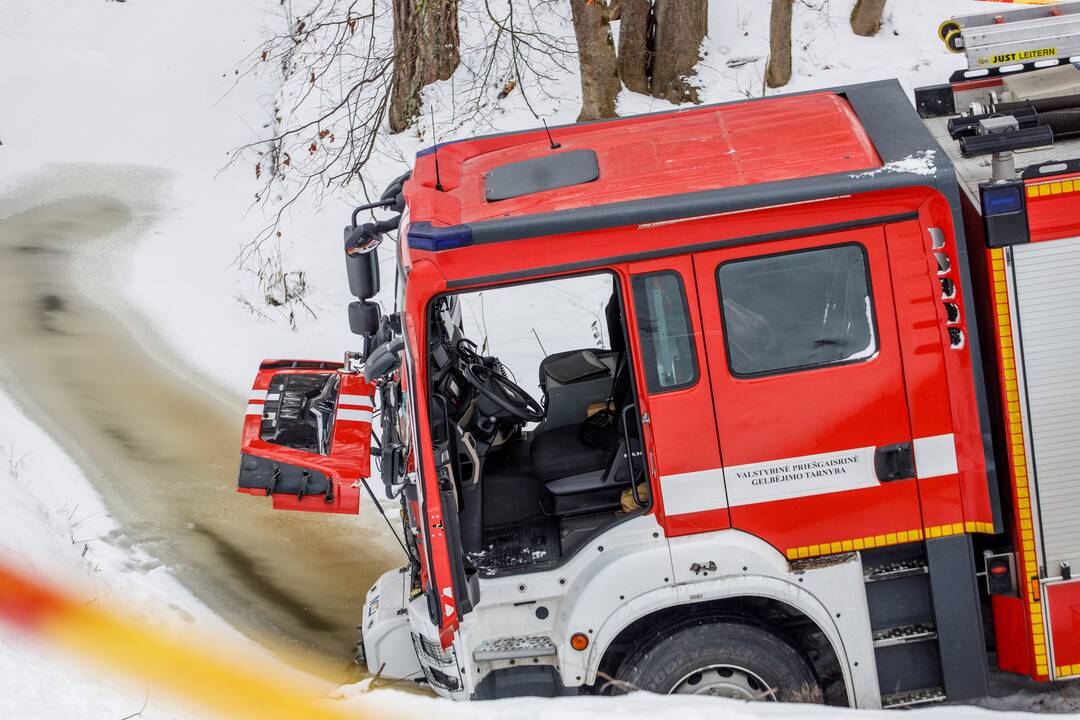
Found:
[631,272,699,393]
[717,244,877,377]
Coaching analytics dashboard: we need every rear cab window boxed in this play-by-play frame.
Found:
[716,244,878,377]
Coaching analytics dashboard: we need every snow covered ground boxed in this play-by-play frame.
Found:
[2,0,1080,717]
[0,385,210,720]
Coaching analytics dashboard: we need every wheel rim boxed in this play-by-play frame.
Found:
[669,664,776,701]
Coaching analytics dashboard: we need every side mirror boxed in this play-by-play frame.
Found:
[344,228,380,300]
[349,300,381,337]
[365,337,405,380]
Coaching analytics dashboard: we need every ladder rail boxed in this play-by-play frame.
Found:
[951,1,1080,34]
[943,1,1080,69]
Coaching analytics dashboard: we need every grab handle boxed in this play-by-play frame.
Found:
[621,403,645,506]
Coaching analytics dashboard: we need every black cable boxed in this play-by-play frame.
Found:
[358,473,410,559]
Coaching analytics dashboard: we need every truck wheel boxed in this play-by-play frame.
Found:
[615,621,822,703]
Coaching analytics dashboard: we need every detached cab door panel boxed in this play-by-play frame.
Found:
[694,226,924,559]
[237,360,375,514]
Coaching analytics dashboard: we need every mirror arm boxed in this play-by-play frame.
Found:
[365,337,406,380]
[350,199,395,227]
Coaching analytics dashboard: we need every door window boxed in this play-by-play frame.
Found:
[717,244,877,377]
[631,272,698,393]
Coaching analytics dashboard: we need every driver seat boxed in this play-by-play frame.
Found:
[528,294,637,515]
[528,392,635,516]
[529,424,613,484]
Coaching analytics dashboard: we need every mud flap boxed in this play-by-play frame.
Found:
[236,360,375,514]
[1045,576,1080,679]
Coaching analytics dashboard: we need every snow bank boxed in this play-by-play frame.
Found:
[0,387,212,719]
[345,685,1063,720]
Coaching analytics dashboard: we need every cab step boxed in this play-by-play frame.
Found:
[864,558,929,584]
[882,686,947,709]
[473,636,557,663]
[873,623,939,648]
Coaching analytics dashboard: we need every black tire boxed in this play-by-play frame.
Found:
[614,621,823,703]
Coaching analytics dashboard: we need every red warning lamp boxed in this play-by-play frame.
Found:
[985,552,1017,597]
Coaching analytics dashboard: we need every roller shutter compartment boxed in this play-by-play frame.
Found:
[1012,236,1080,573]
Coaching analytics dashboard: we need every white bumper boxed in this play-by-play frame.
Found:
[361,567,423,682]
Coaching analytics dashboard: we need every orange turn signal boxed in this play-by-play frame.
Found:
[570,633,589,651]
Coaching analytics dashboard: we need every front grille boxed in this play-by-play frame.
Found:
[411,632,460,692]
[422,665,460,692]
[411,632,454,666]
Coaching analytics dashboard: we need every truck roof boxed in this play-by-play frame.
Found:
[407,93,882,227]
[401,80,960,285]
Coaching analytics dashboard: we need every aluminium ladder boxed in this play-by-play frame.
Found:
[939,1,1080,69]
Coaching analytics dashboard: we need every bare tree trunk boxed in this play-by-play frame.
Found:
[617,0,652,95]
[650,0,706,104]
[765,0,794,89]
[389,0,460,133]
[850,0,887,37]
[570,0,621,122]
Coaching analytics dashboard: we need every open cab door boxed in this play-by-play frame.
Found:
[237,359,376,514]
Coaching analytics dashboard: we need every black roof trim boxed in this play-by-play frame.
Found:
[446,211,919,289]
[467,171,934,246]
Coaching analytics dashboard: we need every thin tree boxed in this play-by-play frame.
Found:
[650,0,707,103]
[766,0,795,89]
[617,0,652,95]
[850,0,887,37]
[389,0,460,132]
[570,0,621,121]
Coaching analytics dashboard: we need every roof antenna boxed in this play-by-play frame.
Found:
[542,119,561,150]
[430,106,444,192]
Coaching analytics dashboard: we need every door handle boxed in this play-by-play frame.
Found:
[875,442,915,482]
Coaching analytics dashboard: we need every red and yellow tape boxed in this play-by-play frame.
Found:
[0,564,368,720]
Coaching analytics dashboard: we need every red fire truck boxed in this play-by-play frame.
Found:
[235,8,1080,709]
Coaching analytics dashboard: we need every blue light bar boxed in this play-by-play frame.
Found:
[982,185,1024,216]
[406,221,474,251]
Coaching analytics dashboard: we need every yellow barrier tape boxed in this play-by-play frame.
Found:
[0,564,366,720]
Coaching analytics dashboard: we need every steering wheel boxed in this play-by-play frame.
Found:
[461,362,545,423]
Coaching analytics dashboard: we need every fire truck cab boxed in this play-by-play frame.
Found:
[237,57,1080,708]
